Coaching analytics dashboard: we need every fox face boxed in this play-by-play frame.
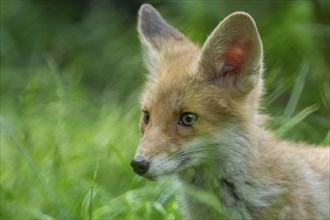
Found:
[131,4,263,180]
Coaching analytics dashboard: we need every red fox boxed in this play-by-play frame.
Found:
[130,4,330,219]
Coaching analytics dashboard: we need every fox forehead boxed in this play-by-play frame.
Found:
[140,72,198,113]
[140,45,202,110]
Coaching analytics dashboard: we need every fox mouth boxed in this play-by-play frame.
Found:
[131,137,215,180]
[143,174,158,181]
[144,155,194,180]
[130,155,190,181]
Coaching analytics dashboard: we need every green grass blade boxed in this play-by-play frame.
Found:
[265,69,296,107]
[89,155,100,220]
[283,59,310,119]
[277,104,319,137]
[0,115,65,216]
[322,130,330,146]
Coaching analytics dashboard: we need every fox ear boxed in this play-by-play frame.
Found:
[198,12,263,94]
[138,4,186,59]
[138,4,185,50]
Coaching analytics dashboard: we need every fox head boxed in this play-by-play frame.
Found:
[130,4,263,180]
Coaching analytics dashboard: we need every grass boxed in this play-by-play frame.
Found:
[1,1,329,219]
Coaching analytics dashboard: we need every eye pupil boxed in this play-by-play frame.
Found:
[180,112,197,126]
[185,115,192,123]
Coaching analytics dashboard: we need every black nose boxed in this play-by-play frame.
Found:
[130,157,150,175]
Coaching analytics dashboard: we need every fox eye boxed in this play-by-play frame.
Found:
[180,112,198,126]
[143,111,150,124]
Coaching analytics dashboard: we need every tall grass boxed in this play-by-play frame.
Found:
[1,1,329,219]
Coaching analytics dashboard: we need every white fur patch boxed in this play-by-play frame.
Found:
[144,155,180,179]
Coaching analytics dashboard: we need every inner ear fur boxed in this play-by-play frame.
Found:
[197,12,263,94]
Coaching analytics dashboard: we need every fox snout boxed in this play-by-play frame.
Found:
[130,138,176,179]
[130,156,150,175]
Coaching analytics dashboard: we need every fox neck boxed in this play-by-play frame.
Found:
[178,122,272,219]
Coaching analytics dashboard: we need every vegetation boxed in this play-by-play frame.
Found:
[1,1,329,219]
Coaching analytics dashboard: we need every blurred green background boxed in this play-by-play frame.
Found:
[1,0,329,219]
